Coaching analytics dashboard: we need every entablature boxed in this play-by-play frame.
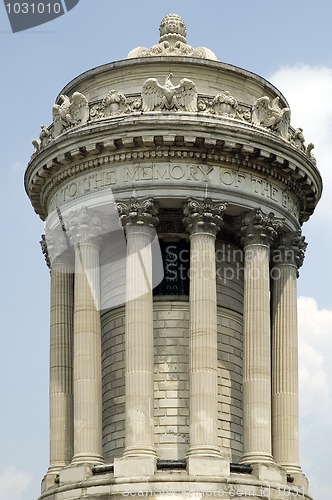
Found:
[25,115,322,224]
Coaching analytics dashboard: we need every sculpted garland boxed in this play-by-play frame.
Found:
[31,74,315,163]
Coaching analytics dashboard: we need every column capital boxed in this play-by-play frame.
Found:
[183,197,227,236]
[272,231,307,268]
[240,208,283,247]
[40,234,51,269]
[65,207,104,248]
[42,229,73,268]
[117,197,159,228]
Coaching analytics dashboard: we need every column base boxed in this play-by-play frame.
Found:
[71,452,104,466]
[114,455,156,478]
[187,455,230,477]
[241,451,274,465]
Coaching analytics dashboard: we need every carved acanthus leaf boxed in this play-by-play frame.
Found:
[241,208,283,247]
[273,231,307,268]
[65,207,104,246]
[117,197,159,227]
[183,197,227,235]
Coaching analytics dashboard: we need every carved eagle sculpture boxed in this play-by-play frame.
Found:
[142,73,198,112]
[252,96,290,139]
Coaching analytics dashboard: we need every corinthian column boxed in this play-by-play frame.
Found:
[271,231,307,475]
[183,197,229,476]
[240,209,282,465]
[67,208,104,465]
[41,232,74,474]
[114,198,158,477]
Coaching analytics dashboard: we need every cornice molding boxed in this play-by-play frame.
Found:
[25,119,321,223]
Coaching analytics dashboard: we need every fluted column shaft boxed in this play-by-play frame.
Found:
[49,258,74,471]
[67,208,104,465]
[184,198,227,457]
[117,197,158,457]
[188,230,219,455]
[271,232,307,473]
[240,209,282,464]
[124,226,155,455]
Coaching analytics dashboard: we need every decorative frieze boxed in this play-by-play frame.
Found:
[31,86,316,160]
[29,76,316,161]
[89,93,142,120]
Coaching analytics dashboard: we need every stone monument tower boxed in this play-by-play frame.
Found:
[25,14,322,500]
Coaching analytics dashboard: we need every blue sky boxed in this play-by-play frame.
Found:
[1,1,332,499]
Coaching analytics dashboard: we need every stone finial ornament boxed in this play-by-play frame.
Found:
[127,14,217,60]
[159,13,187,44]
[142,73,197,112]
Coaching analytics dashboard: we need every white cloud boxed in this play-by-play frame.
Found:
[0,467,32,500]
[269,65,332,219]
[297,296,332,499]
[298,296,332,421]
